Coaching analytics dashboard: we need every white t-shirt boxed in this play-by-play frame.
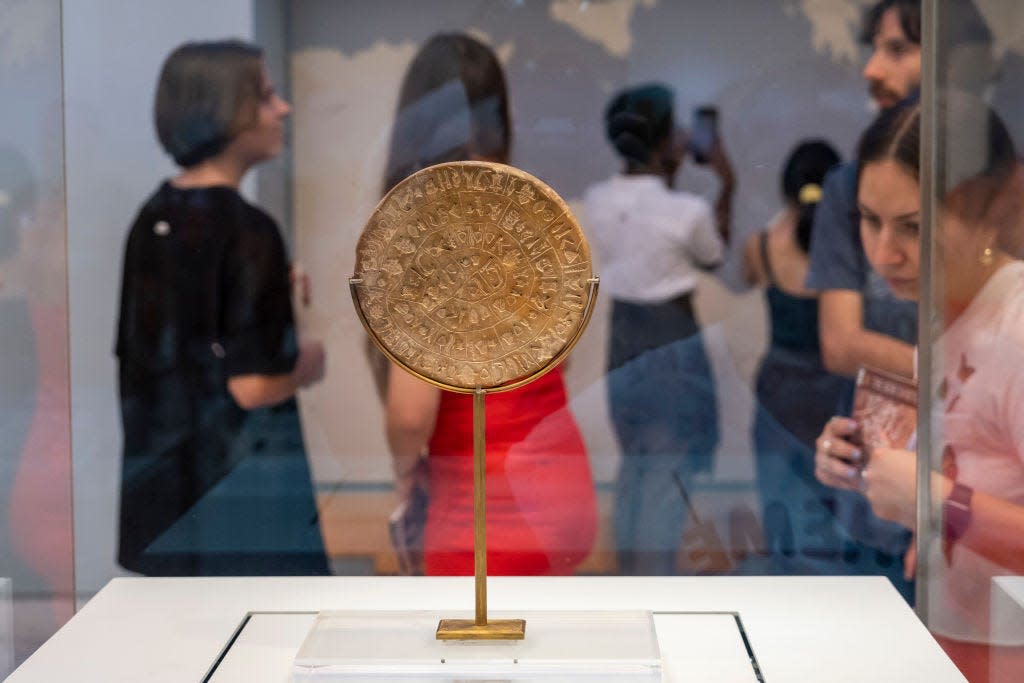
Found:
[927,260,1024,644]
[581,175,723,303]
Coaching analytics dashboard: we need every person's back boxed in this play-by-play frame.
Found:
[585,175,719,307]
[742,141,850,571]
[424,368,595,575]
[582,83,732,575]
[747,207,821,362]
[376,32,596,576]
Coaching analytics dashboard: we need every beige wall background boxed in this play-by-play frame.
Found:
[287,0,877,488]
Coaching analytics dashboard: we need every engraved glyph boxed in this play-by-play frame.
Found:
[354,161,592,389]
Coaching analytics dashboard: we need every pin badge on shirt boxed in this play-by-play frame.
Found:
[154,220,171,236]
[211,342,225,358]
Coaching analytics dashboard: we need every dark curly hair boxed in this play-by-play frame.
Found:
[603,83,674,166]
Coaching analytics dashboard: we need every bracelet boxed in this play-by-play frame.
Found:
[943,482,974,543]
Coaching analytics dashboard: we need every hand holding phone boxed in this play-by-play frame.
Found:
[689,106,718,165]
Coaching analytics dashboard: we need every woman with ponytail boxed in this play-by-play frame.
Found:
[742,139,847,572]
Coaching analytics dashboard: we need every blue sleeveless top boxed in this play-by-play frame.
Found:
[760,231,820,352]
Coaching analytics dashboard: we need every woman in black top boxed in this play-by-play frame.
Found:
[116,41,328,575]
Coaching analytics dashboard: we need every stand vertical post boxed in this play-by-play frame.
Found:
[473,388,487,626]
[435,388,525,640]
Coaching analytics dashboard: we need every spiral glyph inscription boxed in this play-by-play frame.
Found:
[354,161,592,389]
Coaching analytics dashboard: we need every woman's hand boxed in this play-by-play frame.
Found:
[707,139,734,187]
[392,454,423,505]
[861,446,918,528]
[814,416,865,491]
[293,340,326,387]
[903,535,917,581]
[290,262,311,308]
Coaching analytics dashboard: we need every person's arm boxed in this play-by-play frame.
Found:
[936,479,1024,573]
[707,140,734,245]
[864,447,1024,574]
[818,290,915,378]
[385,365,441,502]
[742,231,765,286]
[227,340,325,409]
[222,211,325,409]
[684,199,725,272]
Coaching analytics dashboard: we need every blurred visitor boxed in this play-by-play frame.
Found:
[582,83,733,575]
[115,40,328,575]
[806,0,998,604]
[372,33,597,576]
[804,0,923,600]
[816,93,1024,682]
[741,140,848,571]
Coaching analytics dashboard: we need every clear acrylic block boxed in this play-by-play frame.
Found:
[293,609,663,681]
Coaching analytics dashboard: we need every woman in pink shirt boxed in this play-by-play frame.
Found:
[815,93,1024,681]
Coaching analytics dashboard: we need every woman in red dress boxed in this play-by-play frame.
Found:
[372,33,596,575]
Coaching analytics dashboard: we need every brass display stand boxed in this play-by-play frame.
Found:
[350,161,599,640]
[433,389,526,641]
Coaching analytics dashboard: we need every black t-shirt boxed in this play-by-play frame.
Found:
[115,182,300,571]
[116,181,297,378]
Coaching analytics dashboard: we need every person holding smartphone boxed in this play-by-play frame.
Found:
[687,106,732,242]
[582,83,733,575]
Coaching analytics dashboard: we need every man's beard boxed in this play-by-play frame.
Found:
[869,80,903,109]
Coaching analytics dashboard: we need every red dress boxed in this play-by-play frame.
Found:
[424,367,597,575]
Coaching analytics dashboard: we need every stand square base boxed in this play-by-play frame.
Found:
[435,618,525,640]
[293,610,662,680]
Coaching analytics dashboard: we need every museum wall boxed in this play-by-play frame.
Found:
[286,0,870,486]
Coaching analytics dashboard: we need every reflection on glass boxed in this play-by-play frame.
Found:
[0,0,73,673]
[285,0,920,578]
[927,95,1024,682]
[0,579,9,674]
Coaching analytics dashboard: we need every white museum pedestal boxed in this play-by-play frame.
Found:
[7,576,966,682]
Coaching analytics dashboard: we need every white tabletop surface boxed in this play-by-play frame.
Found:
[994,576,1024,606]
[7,576,965,682]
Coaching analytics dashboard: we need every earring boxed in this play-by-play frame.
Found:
[980,246,994,266]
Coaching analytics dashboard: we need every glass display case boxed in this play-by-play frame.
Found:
[2,1,1023,680]
[0,0,74,674]
[916,3,1024,680]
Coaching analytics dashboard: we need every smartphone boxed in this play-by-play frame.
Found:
[689,106,718,165]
